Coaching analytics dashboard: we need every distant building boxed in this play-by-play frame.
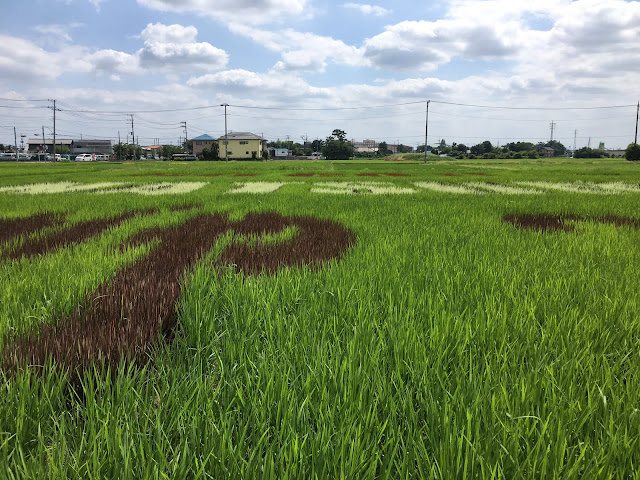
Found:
[191,134,217,157]
[26,138,111,155]
[387,144,414,154]
[269,148,289,158]
[353,139,378,153]
[142,145,163,158]
[27,138,73,153]
[218,132,265,160]
[71,139,112,155]
[605,149,626,158]
[538,146,555,158]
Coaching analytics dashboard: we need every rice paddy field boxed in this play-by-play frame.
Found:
[1,157,640,478]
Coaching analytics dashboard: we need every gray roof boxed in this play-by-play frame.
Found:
[218,132,263,140]
[27,139,74,145]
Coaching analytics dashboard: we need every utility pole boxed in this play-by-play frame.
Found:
[118,131,121,161]
[220,103,229,162]
[42,126,45,159]
[424,100,430,164]
[181,121,188,152]
[550,121,556,142]
[573,129,577,152]
[48,99,59,159]
[14,127,18,161]
[635,101,639,144]
[129,114,135,160]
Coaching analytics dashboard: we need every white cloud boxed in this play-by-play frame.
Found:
[187,69,329,99]
[0,35,89,80]
[229,23,366,73]
[33,24,73,43]
[0,23,228,82]
[136,0,310,25]
[88,23,228,75]
[343,3,390,16]
[89,0,104,11]
[140,23,198,44]
[136,23,228,71]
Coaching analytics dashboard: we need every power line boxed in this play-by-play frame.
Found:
[0,98,48,102]
[24,99,638,115]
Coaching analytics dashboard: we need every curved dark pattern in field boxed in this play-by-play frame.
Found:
[503,213,640,232]
[2,210,155,261]
[2,212,355,378]
[0,213,61,244]
[222,212,356,275]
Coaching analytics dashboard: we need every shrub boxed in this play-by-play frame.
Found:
[625,143,640,161]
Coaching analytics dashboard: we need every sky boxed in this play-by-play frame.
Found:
[1,0,639,150]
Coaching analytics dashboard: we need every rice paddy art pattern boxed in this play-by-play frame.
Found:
[2,210,355,378]
[1,210,155,261]
[503,213,640,232]
[228,182,287,194]
[0,182,207,195]
[2,181,640,197]
[311,182,416,195]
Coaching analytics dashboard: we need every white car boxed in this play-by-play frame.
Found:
[75,154,93,162]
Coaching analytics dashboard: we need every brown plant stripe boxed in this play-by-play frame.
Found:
[221,212,356,275]
[2,214,230,376]
[503,213,640,232]
[3,210,156,261]
[0,213,61,244]
[3,212,355,377]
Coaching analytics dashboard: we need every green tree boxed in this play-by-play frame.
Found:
[454,143,468,152]
[201,143,219,161]
[322,129,354,160]
[311,139,324,152]
[331,129,347,143]
[505,141,535,152]
[625,143,640,161]
[574,147,604,158]
[377,142,390,156]
[470,141,492,155]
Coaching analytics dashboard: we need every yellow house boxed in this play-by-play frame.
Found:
[218,132,265,160]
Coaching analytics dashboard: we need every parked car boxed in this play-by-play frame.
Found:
[75,154,93,162]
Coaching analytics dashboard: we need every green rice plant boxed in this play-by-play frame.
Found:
[1,158,640,478]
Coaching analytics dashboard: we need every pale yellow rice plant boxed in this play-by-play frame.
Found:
[311,182,416,195]
[414,182,484,194]
[228,182,287,194]
[465,182,542,195]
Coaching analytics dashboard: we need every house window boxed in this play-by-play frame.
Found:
[240,141,248,145]
[196,141,202,146]
[246,151,249,154]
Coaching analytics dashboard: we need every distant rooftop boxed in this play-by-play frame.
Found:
[217,132,263,140]
[191,134,216,141]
